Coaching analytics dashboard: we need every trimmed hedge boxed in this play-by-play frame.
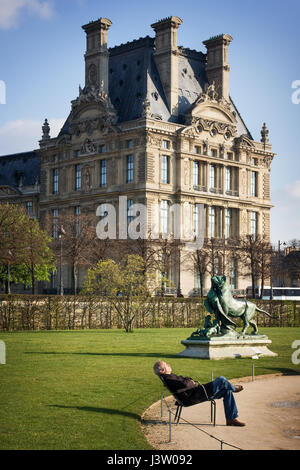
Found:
[0,294,300,331]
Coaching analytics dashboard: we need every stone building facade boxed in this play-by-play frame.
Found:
[0,16,275,295]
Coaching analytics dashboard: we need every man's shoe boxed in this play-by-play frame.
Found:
[233,385,243,393]
[226,418,246,427]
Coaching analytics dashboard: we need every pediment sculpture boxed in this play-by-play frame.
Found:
[80,138,97,155]
[71,82,117,122]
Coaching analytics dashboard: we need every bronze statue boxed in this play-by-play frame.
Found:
[191,276,272,339]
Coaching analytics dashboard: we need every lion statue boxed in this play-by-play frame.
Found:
[204,275,272,336]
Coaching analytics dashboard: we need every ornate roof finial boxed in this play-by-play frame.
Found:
[42,118,50,140]
[261,122,269,148]
[142,90,151,118]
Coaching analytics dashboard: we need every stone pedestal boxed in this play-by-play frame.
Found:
[178,335,277,360]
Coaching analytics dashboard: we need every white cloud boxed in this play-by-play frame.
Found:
[0,118,65,155]
[0,0,54,30]
[287,180,300,199]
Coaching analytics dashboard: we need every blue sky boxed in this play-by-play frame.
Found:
[0,0,299,245]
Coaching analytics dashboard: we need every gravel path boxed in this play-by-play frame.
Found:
[141,374,300,450]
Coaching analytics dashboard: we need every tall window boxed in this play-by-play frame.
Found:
[161,155,170,184]
[225,208,232,239]
[127,199,134,225]
[251,171,257,197]
[213,257,221,275]
[229,259,237,289]
[193,204,201,237]
[208,206,216,238]
[52,209,58,239]
[75,206,81,236]
[126,155,134,183]
[210,165,216,189]
[53,168,59,194]
[160,200,170,235]
[193,161,199,187]
[75,164,81,191]
[196,269,201,289]
[250,211,258,236]
[162,139,170,150]
[26,201,33,216]
[225,167,232,192]
[50,271,57,290]
[100,159,107,187]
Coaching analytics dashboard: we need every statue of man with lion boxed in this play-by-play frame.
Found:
[191,275,272,339]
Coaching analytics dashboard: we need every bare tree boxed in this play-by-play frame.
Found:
[154,237,180,294]
[193,247,210,297]
[240,234,272,298]
[205,237,226,276]
[50,212,108,295]
[117,230,158,275]
[282,240,300,286]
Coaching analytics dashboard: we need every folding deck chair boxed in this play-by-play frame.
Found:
[159,374,216,426]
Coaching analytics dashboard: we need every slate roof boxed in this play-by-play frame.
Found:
[0,151,40,189]
[2,34,252,179]
[107,36,208,124]
[58,35,251,137]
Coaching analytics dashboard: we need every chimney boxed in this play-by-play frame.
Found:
[151,16,182,116]
[202,34,233,101]
[82,18,112,94]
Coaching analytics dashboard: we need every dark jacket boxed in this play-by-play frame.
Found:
[161,373,214,405]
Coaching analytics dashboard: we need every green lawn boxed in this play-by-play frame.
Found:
[0,327,299,450]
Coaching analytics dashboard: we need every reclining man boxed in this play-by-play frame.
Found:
[154,361,245,426]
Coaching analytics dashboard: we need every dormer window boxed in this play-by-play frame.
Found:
[162,140,170,150]
[210,148,218,158]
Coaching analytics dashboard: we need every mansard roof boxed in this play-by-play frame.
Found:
[0,150,40,189]
[107,36,208,123]
[57,35,251,139]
